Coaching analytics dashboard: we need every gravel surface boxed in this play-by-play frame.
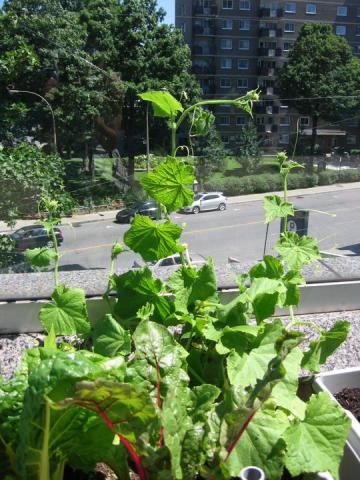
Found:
[1,310,360,381]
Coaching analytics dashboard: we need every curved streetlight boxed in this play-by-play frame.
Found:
[8,88,57,154]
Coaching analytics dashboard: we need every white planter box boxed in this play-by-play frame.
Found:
[313,367,360,480]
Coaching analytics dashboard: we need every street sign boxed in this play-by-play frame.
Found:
[280,209,309,237]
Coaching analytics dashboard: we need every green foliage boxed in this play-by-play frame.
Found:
[0,94,352,480]
[139,90,184,119]
[0,143,73,225]
[25,247,56,268]
[236,121,263,174]
[0,234,19,270]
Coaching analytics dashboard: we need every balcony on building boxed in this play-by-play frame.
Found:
[193,4,217,16]
[193,21,216,36]
[192,44,216,55]
[259,27,282,38]
[193,63,216,74]
[258,7,283,18]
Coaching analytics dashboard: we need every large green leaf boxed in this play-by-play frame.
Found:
[249,256,284,280]
[26,247,56,267]
[133,320,188,371]
[247,277,286,323]
[226,320,284,389]
[271,347,306,419]
[223,405,289,480]
[274,232,320,270]
[124,215,183,262]
[57,380,157,448]
[139,90,183,119]
[93,315,132,358]
[284,392,351,480]
[140,156,194,212]
[113,268,174,322]
[39,284,90,335]
[263,195,294,224]
[217,295,249,327]
[301,321,350,373]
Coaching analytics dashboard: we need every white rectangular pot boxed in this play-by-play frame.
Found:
[313,367,360,480]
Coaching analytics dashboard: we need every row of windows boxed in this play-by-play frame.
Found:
[222,0,251,10]
[222,18,251,30]
[284,3,356,17]
[220,133,290,144]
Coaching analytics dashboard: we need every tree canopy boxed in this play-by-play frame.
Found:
[277,23,360,158]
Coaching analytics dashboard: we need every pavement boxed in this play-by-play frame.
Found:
[1,181,360,234]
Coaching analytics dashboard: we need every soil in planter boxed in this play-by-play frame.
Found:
[335,387,360,422]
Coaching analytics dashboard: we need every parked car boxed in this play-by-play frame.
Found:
[10,225,63,251]
[182,192,227,214]
[116,201,160,223]
[132,253,206,269]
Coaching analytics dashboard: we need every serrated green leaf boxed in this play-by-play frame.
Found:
[250,256,284,280]
[217,295,249,327]
[271,347,306,419]
[263,196,294,224]
[93,315,131,358]
[274,232,321,270]
[139,90,183,118]
[25,247,56,267]
[284,392,351,480]
[227,320,284,388]
[140,156,194,212]
[39,285,90,335]
[113,268,174,322]
[218,325,260,355]
[223,406,289,480]
[247,277,286,323]
[124,215,183,262]
[191,108,215,136]
[301,321,350,373]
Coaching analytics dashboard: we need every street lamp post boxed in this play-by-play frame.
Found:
[8,89,58,154]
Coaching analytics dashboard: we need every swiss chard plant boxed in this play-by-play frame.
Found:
[0,91,352,480]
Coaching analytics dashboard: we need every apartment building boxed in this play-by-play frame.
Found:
[175,0,360,152]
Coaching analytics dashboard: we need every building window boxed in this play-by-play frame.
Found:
[239,39,250,50]
[236,116,247,127]
[347,135,357,145]
[280,116,290,126]
[356,45,360,55]
[220,58,232,69]
[284,23,295,33]
[180,23,187,34]
[180,4,187,16]
[284,3,296,13]
[222,19,233,30]
[283,42,293,51]
[222,0,233,9]
[306,4,317,15]
[337,6,348,16]
[221,135,230,144]
[221,38,233,49]
[300,117,310,126]
[238,59,249,69]
[220,78,232,88]
[358,7,360,17]
[356,25,360,36]
[239,1,251,11]
[219,116,230,125]
[336,25,346,36]
[239,19,251,30]
[279,134,290,144]
[237,78,249,89]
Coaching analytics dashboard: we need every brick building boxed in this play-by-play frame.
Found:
[175,1,360,152]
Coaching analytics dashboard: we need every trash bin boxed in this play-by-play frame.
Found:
[280,208,309,237]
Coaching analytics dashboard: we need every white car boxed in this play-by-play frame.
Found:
[182,192,227,214]
[132,253,206,269]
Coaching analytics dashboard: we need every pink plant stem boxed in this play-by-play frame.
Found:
[224,411,256,463]
[96,404,147,480]
[155,362,164,448]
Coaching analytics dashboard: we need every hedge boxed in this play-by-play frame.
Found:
[205,169,360,197]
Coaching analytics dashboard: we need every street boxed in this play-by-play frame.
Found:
[55,189,360,272]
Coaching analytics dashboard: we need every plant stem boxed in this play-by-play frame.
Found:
[171,123,177,157]
[288,319,323,334]
[50,225,59,288]
[283,173,288,234]
[224,410,256,463]
[188,365,207,384]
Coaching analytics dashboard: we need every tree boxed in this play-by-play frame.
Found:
[277,23,360,170]
[236,121,262,174]
[192,126,228,190]
[114,0,201,180]
[0,143,73,225]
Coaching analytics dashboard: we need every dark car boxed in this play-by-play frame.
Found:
[116,201,160,223]
[10,225,64,251]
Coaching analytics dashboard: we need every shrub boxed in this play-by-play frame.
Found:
[338,169,360,183]
[318,170,340,185]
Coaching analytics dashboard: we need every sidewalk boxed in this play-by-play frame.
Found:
[1,181,360,233]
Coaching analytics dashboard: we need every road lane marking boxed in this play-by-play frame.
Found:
[182,219,264,236]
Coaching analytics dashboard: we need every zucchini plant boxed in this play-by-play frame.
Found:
[0,91,351,480]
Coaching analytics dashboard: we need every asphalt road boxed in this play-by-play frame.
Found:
[54,189,360,272]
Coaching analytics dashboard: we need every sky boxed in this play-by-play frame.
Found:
[0,1,176,24]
